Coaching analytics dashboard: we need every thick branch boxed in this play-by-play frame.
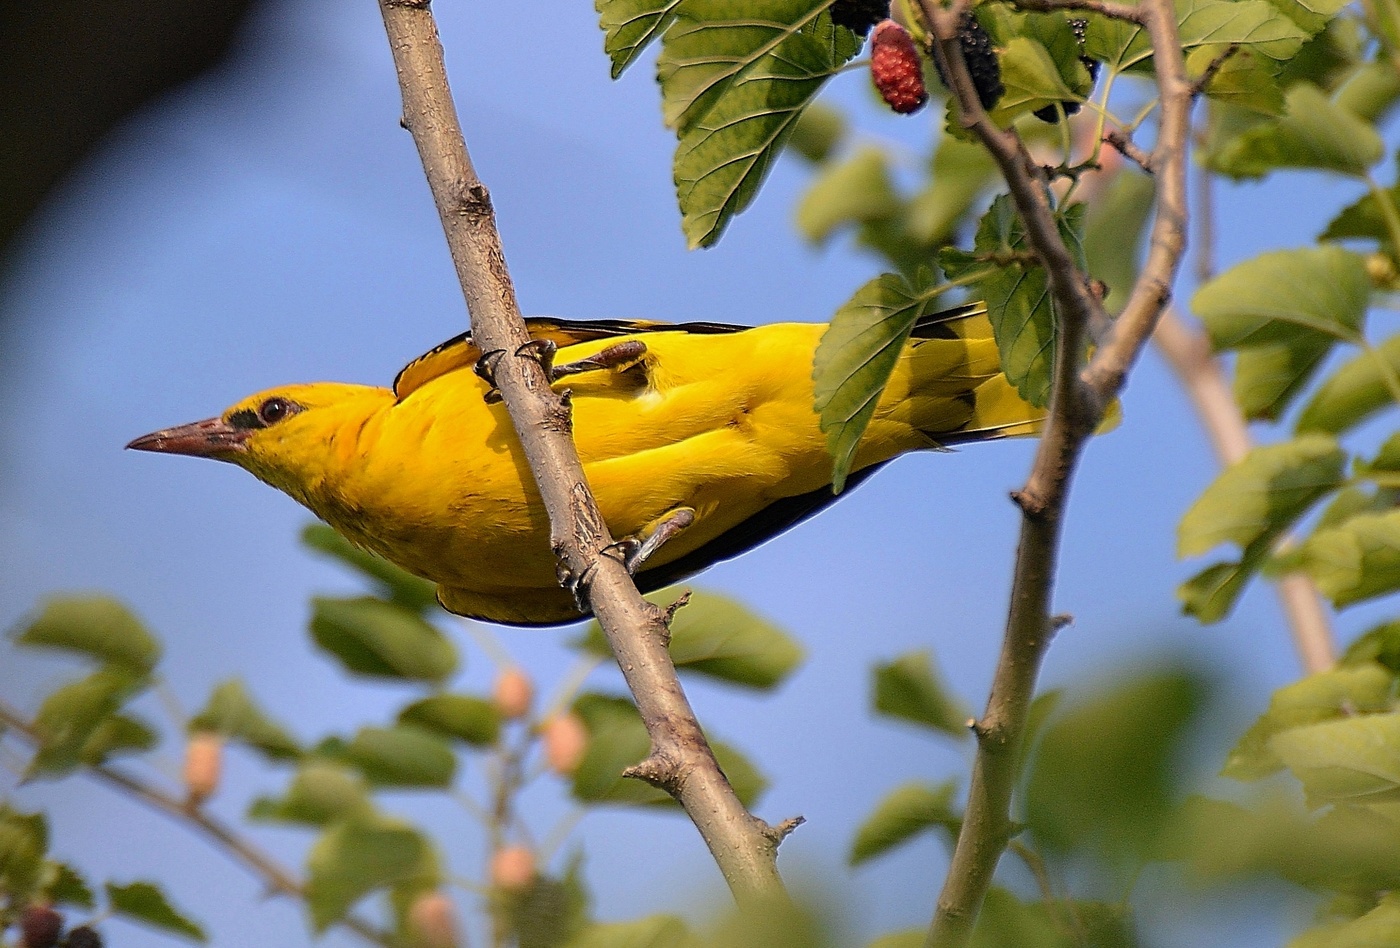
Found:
[0,701,392,947]
[375,0,788,904]
[1152,311,1337,672]
[916,0,1193,944]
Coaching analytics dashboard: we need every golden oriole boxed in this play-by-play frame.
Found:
[128,304,1044,626]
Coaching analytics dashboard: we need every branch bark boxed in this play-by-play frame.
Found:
[375,0,789,904]
[0,701,394,947]
[916,0,1193,943]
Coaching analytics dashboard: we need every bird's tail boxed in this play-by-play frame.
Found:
[879,302,1048,447]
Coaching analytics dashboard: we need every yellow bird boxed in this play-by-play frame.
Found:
[128,305,1044,626]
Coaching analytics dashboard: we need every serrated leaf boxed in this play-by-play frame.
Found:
[988,37,1080,125]
[1270,712,1400,806]
[28,668,147,778]
[1089,0,1308,73]
[872,650,969,737]
[1194,245,1370,348]
[1026,667,1207,861]
[398,694,501,746]
[570,693,764,807]
[1178,434,1345,558]
[795,146,900,244]
[577,587,802,690]
[189,679,301,761]
[1293,509,1400,607]
[1224,664,1396,780]
[13,596,160,675]
[305,817,431,931]
[302,524,439,612]
[248,760,374,826]
[310,596,458,684]
[668,5,859,247]
[849,781,960,866]
[1296,333,1400,434]
[814,273,951,492]
[1209,82,1384,178]
[0,806,48,899]
[106,880,207,942]
[1191,46,1287,115]
[1233,331,1335,420]
[563,915,693,948]
[78,713,157,766]
[44,861,94,909]
[338,726,457,788]
[596,0,683,78]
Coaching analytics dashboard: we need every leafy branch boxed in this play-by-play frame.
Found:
[374,0,792,906]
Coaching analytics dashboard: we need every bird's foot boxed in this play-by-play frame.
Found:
[551,341,648,381]
[473,349,507,404]
[605,507,697,575]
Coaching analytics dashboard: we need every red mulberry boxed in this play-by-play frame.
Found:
[871,20,929,115]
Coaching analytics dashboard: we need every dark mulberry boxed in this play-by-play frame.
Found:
[62,926,102,948]
[829,0,890,36]
[20,906,63,948]
[930,12,1003,112]
[870,20,929,115]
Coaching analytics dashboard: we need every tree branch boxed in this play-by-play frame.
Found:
[915,0,1193,943]
[374,0,789,905]
[1152,310,1337,673]
[0,701,394,947]
[1008,0,1144,20]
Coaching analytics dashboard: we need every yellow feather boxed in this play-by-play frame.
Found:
[145,311,1049,626]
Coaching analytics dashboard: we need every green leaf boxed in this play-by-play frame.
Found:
[310,596,458,684]
[338,726,457,788]
[1192,46,1286,116]
[563,915,693,948]
[106,880,207,942]
[13,596,160,675]
[578,587,803,690]
[970,887,1133,948]
[398,694,501,746]
[1320,180,1400,247]
[1026,666,1207,862]
[785,100,845,164]
[28,668,147,778]
[1081,170,1156,313]
[189,679,302,761]
[1356,432,1400,488]
[305,816,432,931]
[1209,83,1384,178]
[849,781,960,866]
[499,856,591,948]
[78,713,157,766]
[302,524,439,611]
[1260,0,1349,36]
[44,861,95,909]
[596,0,683,78]
[0,806,48,899]
[1296,334,1400,434]
[1177,434,1346,558]
[1178,555,1259,623]
[1335,60,1400,123]
[570,693,764,807]
[248,760,374,826]
[872,650,969,737]
[1342,620,1400,674]
[1193,245,1370,348]
[1292,509,1400,607]
[905,135,999,247]
[1224,664,1397,780]
[1291,894,1400,948]
[1270,712,1400,806]
[867,932,924,948]
[1232,331,1335,420]
[814,273,949,492]
[1088,0,1308,72]
[987,37,1080,125]
[795,146,900,244]
[663,1,859,247]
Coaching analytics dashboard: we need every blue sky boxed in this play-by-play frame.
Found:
[0,2,1383,946]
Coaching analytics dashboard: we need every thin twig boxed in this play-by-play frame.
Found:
[1008,0,1144,19]
[0,700,393,947]
[915,0,1193,943]
[1190,44,1240,96]
[1103,129,1155,174]
[1152,310,1337,673]
[375,0,788,906]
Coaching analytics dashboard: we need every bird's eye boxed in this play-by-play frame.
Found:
[258,397,298,425]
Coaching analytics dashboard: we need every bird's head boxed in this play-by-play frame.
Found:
[127,382,388,502]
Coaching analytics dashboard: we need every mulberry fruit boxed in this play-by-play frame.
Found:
[870,20,929,115]
[829,0,890,37]
[929,12,1003,112]
[1034,18,1101,122]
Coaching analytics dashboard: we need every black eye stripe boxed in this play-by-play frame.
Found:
[228,408,263,431]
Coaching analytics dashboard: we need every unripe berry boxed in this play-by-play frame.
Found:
[406,890,460,948]
[183,731,224,804]
[20,905,62,948]
[870,20,929,115]
[490,846,536,891]
[492,668,533,720]
[540,713,588,776]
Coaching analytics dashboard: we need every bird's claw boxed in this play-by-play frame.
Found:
[515,338,558,378]
[617,507,696,574]
[552,341,648,381]
[474,349,507,404]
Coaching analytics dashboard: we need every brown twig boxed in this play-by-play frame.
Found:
[915,0,1193,943]
[1104,129,1155,174]
[375,0,788,905]
[1007,0,1144,19]
[1190,43,1240,96]
[0,701,394,946]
